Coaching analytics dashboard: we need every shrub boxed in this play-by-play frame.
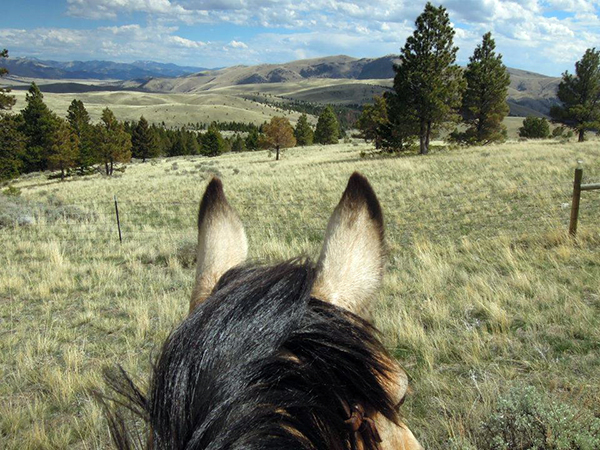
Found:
[0,194,95,228]
[2,185,21,197]
[519,116,551,139]
[475,385,600,450]
[176,237,197,268]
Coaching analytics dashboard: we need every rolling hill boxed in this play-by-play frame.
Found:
[2,54,562,118]
[124,55,563,116]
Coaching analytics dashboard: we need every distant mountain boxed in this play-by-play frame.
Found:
[2,54,562,116]
[0,57,207,80]
[137,55,400,92]
[135,55,560,116]
[505,68,561,117]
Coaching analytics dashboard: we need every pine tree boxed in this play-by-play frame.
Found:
[95,108,132,175]
[132,116,159,161]
[519,116,550,139]
[19,82,58,172]
[314,106,339,145]
[294,114,313,146]
[168,131,186,157]
[67,99,96,172]
[263,116,296,160]
[391,2,465,154]
[550,48,600,142]
[459,32,510,144]
[1,49,16,111]
[245,128,259,151]
[356,96,388,147]
[231,134,246,152]
[201,128,226,157]
[48,118,79,180]
[0,114,25,181]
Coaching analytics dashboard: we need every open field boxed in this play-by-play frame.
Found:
[9,89,311,127]
[10,86,529,139]
[1,140,600,448]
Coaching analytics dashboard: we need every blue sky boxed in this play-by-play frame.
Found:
[1,0,599,76]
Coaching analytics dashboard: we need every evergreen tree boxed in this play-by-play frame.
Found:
[0,49,16,111]
[391,2,465,154]
[294,114,313,146]
[48,118,79,180]
[550,48,600,142]
[314,106,339,145]
[67,99,96,172]
[245,128,260,151]
[201,128,226,157]
[184,130,201,155]
[263,116,296,160]
[0,114,25,181]
[377,93,418,153]
[132,116,159,161]
[231,134,246,152]
[19,82,58,172]
[168,131,186,157]
[356,95,388,147]
[95,108,132,175]
[458,32,510,144]
[519,116,550,139]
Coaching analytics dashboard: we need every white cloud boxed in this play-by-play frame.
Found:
[1,0,597,75]
[229,40,248,48]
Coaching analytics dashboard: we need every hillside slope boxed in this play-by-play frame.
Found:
[3,55,562,116]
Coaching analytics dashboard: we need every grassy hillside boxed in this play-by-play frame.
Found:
[1,140,599,449]
[10,89,309,126]
[10,86,530,137]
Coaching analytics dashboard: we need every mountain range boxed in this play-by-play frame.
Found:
[0,57,206,80]
[1,55,562,117]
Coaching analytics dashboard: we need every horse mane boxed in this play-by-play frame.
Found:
[101,259,400,450]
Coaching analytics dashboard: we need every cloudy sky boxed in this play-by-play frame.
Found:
[1,0,599,75]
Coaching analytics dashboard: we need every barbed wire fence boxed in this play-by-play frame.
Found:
[1,170,598,250]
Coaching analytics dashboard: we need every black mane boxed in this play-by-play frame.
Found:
[102,260,399,450]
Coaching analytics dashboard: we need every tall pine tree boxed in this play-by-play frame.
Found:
[391,2,465,154]
[458,32,510,144]
[48,118,79,180]
[132,116,159,161]
[95,108,132,175]
[0,49,16,111]
[550,48,600,142]
[245,128,260,151]
[20,82,58,172]
[0,114,25,181]
[294,114,314,146]
[67,99,96,172]
[314,106,339,145]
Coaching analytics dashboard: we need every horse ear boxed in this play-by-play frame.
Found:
[190,177,248,313]
[312,172,386,315]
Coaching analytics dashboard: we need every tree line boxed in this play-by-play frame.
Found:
[0,52,344,180]
[356,3,600,154]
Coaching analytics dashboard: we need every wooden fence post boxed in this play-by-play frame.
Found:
[569,168,583,237]
[114,195,122,244]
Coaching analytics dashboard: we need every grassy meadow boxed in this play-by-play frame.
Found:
[1,139,600,449]
[9,89,309,127]
[10,84,528,136]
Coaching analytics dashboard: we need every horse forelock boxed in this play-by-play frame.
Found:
[103,260,400,450]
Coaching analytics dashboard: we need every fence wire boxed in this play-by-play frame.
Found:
[1,176,592,248]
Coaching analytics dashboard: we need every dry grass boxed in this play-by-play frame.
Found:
[10,85,528,137]
[1,139,599,449]
[9,89,309,127]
